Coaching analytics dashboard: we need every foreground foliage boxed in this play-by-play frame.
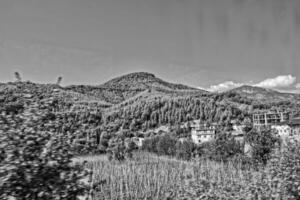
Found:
[0,103,89,200]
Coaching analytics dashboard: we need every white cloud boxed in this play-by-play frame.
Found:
[206,81,242,92]
[254,75,296,89]
[201,75,298,93]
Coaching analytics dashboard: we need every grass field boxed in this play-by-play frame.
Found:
[74,152,279,200]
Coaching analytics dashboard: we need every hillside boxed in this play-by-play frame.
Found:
[227,85,300,103]
[65,72,205,104]
[101,72,199,91]
[1,73,300,134]
[0,81,110,114]
[1,73,300,154]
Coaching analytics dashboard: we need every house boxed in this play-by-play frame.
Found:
[191,120,217,144]
[268,116,300,143]
[271,124,292,138]
[288,116,300,137]
[232,124,245,143]
[132,137,145,148]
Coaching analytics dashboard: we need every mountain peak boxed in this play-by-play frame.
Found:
[105,72,157,84]
[101,72,198,91]
[121,72,156,78]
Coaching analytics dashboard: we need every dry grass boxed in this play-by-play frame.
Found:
[75,152,267,200]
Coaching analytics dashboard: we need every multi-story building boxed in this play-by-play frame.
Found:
[252,111,289,129]
[288,116,300,136]
[191,120,217,144]
[271,124,292,137]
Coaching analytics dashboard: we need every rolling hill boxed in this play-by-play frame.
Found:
[1,72,300,135]
[65,72,206,104]
[227,85,300,103]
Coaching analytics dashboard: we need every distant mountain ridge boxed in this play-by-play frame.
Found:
[1,73,300,107]
[1,72,300,133]
[227,85,300,102]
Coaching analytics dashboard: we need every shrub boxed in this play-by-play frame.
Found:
[198,133,243,162]
[267,138,300,199]
[156,134,177,156]
[141,134,178,156]
[141,136,160,154]
[175,140,195,160]
[245,129,280,165]
[0,105,89,200]
[107,143,126,161]
[107,138,135,161]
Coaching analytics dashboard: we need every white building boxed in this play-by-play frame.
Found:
[289,117,300,136]
[191,120,217,144]
[132,137,145,147]
[271,124,292,138]
[232,124,245,143]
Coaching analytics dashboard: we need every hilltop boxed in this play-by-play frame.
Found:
[65,72,205,104]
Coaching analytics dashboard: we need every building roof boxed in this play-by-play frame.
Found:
[289,117,300,126]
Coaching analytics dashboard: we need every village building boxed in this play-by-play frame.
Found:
[232,123,245,143]
[271,123,292,138]
[191,120,217,144]
[269,116,300,144]
[288,116,300,136]
[132,137,145,148]
[252,111,289,130]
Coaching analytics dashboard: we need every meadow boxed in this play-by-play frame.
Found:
[75,151,294,200]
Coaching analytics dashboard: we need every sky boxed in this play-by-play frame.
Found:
[0,0,300,93]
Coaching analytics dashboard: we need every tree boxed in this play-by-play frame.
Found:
[56,76,63,85]
[175,140,195,160]
[14,72,22,82]
[208,133,243,162]
[156,134,177,156]
[129,119,136,131]
[245,129,280,164]
[267,139,300,199]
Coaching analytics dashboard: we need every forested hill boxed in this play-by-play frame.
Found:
[103,93,248,132]
[227,85,300,103]
[1,72,300,135]
[65,72,205,104]
[101,72,200,92]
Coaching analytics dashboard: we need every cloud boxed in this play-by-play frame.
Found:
[205,81,242,92]
[254,75,296,89]
[202,75,298,93]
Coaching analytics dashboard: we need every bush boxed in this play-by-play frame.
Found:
[141,134,177,156]
[107,138,136,161]
[267,138,300,199]
[141,136,160,154]
[175,140,195,160]
[245,129,280,165]
[0,105,89,200]
[156,134,177,156]
[198,133,243,162]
